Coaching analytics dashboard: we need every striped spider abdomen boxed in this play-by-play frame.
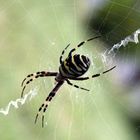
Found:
[59,54,90,78]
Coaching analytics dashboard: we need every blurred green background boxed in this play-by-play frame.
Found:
[0,0,140,140]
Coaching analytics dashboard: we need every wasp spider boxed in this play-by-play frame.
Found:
[21,36,116,127]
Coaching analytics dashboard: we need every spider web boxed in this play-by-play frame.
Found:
[0,0,140,140]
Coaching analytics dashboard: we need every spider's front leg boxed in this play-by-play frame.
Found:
[59,44,70,64]
[35,81,64,127]
[59,36,101,64]
[68,36,101,57]
[21,71,58,97]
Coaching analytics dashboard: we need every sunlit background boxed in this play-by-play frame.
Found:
[0,0,140,140]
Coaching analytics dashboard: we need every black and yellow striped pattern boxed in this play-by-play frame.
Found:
[21,36,117,128]
[59,54,90,78]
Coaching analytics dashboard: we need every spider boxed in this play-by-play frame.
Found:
[21,36,116,127]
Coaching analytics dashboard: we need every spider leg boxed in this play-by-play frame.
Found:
[21,73,34,87]
[59,44,71,64]
[21,72,58,98]
[66,79,89,91]
[68,66,116,81]
[21,71,57,86]
[68,36,101,57]
[35,81,64,127]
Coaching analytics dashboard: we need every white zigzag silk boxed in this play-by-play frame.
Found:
[102,28,140,64]
[108,28,140,55]
[0,88,38,115]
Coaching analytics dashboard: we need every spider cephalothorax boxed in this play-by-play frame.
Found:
[21,36,116,127]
